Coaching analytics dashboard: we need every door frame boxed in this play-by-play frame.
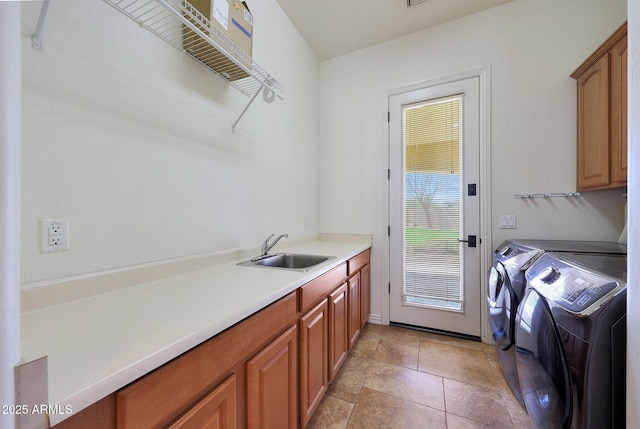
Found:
[380,66,493,343]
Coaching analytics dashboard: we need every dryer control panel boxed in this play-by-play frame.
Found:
[526,254,621,315]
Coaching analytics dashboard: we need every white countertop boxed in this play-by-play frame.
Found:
[20,234,371,426]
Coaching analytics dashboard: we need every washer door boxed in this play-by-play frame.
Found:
[488,263,515,350]
[515,289,572,429]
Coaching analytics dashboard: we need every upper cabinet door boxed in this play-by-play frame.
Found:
[610,36,628,186]
[572,22,627,192]
[576,54,610,190]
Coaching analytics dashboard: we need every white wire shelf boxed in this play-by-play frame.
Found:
[102,0,284,101]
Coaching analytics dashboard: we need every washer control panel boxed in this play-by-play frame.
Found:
[496,243,542,270]
[526,254,619,314]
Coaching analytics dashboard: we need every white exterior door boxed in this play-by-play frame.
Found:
[388,77,481,337]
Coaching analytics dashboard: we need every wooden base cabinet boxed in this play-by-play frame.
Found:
[299,300,329,428]
[572,22,627,191]
[115,293,297,429]
[48,394,116,429]
[51,248,372,429]
[328,283,348,381]
[297,250,370,428]
[360,263,370,329]
[246,325,298,429]
[168,375,237,429]
[348,272,361,350]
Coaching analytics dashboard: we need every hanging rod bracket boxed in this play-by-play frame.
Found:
[31,0,52,52]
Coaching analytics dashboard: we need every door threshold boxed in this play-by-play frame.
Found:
[390,322,481,342]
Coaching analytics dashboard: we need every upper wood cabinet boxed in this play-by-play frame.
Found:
[571,22,627,191]
[610,35,628,185]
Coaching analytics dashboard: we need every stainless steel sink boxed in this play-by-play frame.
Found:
[238,253,334,272]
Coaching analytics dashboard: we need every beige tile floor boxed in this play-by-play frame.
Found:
[307,324,534,429]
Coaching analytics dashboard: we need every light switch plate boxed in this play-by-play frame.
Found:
[499,215,517,229]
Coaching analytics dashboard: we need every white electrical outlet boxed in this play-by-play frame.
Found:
[40,219,69,252]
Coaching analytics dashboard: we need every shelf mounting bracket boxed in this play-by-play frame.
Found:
[102,0,284,132]
[232,84,265,134]
[31,0,52,52]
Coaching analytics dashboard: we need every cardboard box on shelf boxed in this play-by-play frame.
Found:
[183,0,253,81]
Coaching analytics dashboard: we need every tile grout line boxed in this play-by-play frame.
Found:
[364,336,450,415]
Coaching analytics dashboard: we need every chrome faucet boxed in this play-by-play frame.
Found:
[261,233,288,256]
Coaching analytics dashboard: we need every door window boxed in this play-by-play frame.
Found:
[403,95,464,311]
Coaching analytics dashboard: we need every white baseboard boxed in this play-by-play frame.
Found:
[367,314,383,325]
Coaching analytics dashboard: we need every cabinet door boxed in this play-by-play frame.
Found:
[360,264,370,329]
[610,36,628,186]
[329,283,348,381]
[168,375,237,429]
[576,54,610,190]
[246,325,297,429]
[348,272,361,349]
[299,299,329,428]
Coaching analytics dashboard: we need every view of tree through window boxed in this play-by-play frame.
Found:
[403,95,464,311]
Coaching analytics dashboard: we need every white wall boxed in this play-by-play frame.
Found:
[21,0,319,283]
[318,0,627,322]
[626,0,638,426]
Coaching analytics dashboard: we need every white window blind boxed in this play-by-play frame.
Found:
[403,95,465,311]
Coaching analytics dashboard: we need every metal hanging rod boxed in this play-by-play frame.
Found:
[514,192,582,199]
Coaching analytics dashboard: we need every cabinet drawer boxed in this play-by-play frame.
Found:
[347,249,370,276]
[117,292,297,429]
[299,263,347,313]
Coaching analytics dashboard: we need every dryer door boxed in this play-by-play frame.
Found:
[515,289,572,429]
[488,263,515,350]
